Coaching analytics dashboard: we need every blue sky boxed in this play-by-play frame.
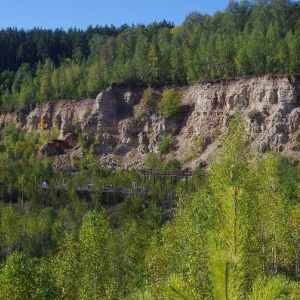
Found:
[0,0,229,30]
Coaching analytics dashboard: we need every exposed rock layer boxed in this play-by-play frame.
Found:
[1,76,300,169]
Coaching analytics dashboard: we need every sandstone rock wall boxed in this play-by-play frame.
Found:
[1,76,300,169]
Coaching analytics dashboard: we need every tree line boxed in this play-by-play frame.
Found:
[1,0,300,112]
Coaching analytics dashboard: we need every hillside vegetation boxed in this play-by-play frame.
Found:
[1,0,300,112]
[1,0,300,299]
[0,115,299,298]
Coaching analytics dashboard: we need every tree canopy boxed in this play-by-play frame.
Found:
[1,1,300,112]
[0,115,298,298]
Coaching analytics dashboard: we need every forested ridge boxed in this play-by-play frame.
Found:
[1,0,300,112]
[1,0,300,299]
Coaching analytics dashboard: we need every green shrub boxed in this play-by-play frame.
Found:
[141,87,157,111]
[76,129,89,150]
[293,130,300,151]
[184,134,204,162]
[158,134,172,155]
[84,106,93,118]
[163,158,181,171]
[247,109,260,121]
[38,127,60,145]
[158,88,182,116]
[145,152,162,170]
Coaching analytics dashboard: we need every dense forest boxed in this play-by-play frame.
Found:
[1,0,300,112]
[1,0,300,299]
[0,115,299,298]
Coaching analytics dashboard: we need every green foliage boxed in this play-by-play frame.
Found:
[37,127,60,145]
[84,106,92,118]
[78,210,114,299]
[0,114,299,299]
[145,188,213,298]
[158,88,182,116]
[208,115,250,300]
[293,129,300,151]
[164,274,201,299]
[145,152,162,170]
[185,134,204,162]
[147,44,159,83]
[76,130,89,150]
[163,158,181,171]
[158,133,172,155]
[248,275,296,300]
[0,253,58,300]
[248,109,261,121]
[1,2,300,110]
[141,87,157,112]
[3,9,300,293]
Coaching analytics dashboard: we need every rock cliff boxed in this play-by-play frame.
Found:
[1,75,300,170]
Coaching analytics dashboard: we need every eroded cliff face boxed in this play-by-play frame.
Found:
[1,76,300,170]
[176,76,300,166]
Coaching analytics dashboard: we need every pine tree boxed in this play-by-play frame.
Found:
[208,114,251,299]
